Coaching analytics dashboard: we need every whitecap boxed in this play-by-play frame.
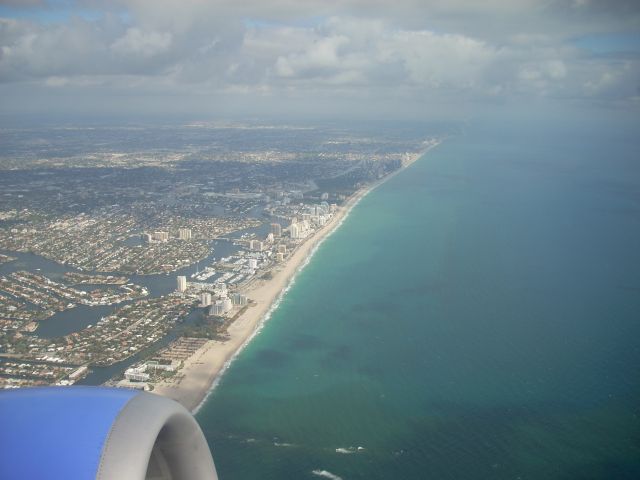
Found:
[335,448,354,454]
[311,470,343,480]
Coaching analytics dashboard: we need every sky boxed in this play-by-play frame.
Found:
[0,0,638,122]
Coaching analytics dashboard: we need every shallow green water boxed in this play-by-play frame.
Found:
[197,118,640,480]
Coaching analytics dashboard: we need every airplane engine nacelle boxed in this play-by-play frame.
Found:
[0,386,218,480]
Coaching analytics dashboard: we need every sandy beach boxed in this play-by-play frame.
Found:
[153,184,372,412]
[153,146,436,412]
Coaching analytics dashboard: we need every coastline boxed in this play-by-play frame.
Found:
[153,143,438,413]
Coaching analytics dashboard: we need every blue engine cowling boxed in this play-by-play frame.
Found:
[0,386,218,480]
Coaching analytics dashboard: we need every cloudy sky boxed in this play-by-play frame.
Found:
[0,0,638,121]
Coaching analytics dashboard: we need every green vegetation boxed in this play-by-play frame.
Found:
[180,316,224,340]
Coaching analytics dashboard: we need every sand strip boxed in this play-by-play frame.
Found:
[153,185,370,412]
[153,144,439,412]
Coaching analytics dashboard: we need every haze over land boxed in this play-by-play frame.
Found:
[1,2,640,479]
[0,0,638,123]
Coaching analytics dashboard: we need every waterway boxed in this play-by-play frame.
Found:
[0,236,243,382]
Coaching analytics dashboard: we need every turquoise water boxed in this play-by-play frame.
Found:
[197,117,640,479]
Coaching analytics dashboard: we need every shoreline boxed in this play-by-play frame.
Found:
[152,185,371,412]
[153,143,439,412]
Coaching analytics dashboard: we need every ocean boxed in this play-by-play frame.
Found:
[196,114,640,479]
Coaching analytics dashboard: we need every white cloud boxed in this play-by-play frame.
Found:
[0,1,638,115]
[110,28,172,58]
[274,34,351,78]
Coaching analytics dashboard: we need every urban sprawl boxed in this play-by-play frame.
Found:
[0,123,437,391]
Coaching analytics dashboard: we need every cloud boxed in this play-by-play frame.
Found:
[0,0,44,5]
[110,28,172,58]
[0,1,638,117]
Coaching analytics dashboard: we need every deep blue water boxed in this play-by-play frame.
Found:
[197,116,640,479]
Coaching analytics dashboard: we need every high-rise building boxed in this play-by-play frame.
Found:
[232,293,248,306]
[209,303,224,316]
[276,252,284,262]
[176,276,187,292]
[248,258,258,269]
[270,223,282,237]
[277,245,287,254]
[249,239,264,251]
[199,292,212,307]
[290,223,300,239]
[222,296,233,313]
[153,231,169,242]
[178,228,192,240]
[142,233,153,243]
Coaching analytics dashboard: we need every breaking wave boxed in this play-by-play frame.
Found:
[312,470,343,480]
